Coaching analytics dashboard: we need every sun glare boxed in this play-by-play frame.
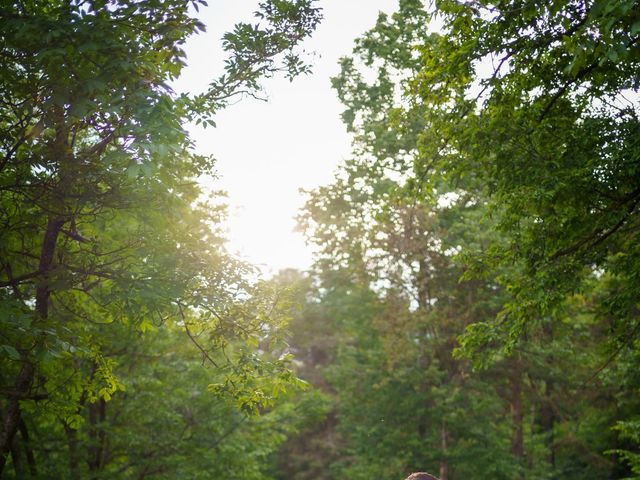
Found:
[176,0,398,273]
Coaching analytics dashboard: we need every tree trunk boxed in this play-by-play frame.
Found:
[510,366,525,480]
[0,363,34,474]
[541,322,556,472]
[9,435,25,478]
[19,418,37,477]
[88,398,107,474]
[0,216,63,474]
[539,384,555,471]
[439,420,449,480]
[0,101,69,476]
[65,421,80,480]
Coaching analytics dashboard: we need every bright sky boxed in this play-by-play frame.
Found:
[175,0,397,274]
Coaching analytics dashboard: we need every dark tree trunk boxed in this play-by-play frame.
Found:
[0,216,63,474]
[0,102,69,476]
[510,365,525,480]
[88,398,107,475]
[18,418,37,477]
[64,421,80,480]
[540,322,556,472]
[0,363,34,474]
[9,435,25,478]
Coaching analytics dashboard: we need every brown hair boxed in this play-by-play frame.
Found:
[405,473,439,480]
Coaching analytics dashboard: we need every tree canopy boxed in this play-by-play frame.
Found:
[289,0,640,478]
[0,0,320,477]
[2,0,639,479]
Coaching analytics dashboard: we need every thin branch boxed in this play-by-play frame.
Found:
[579,321,640,389]
[550,188,640,260]
[177,302,220,368]
[0,270,40,288]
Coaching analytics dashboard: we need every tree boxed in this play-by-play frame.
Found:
[404,0,640,472]
[297,0,639,477]
[0,0,321,474]
[6,317,305,479]
[405,0,640,347]
[265,270,339,480]
[298,4,521,477]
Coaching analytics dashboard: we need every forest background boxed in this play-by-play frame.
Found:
[0,0,639,479]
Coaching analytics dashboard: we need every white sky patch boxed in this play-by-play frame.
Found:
[173,0,399,274]
[436,191,461,209]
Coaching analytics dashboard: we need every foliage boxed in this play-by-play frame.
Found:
[290,0,640,478]
[5,322,303,480]
[0,0,321,475]
[410,0,640,472]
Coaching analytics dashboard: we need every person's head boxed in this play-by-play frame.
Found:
[405,473,439,480]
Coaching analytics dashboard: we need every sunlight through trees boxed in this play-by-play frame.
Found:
[1,1,639,479]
